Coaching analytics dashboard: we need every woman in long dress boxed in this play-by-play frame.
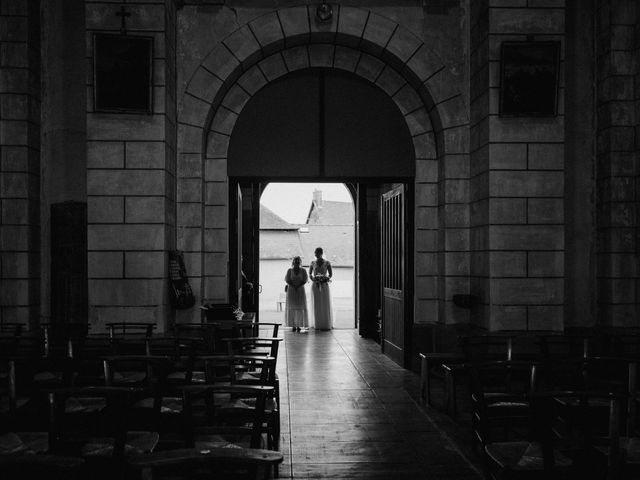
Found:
[284,256,309,332]
[309,247,333,330]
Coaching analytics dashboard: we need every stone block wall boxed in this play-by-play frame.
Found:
[595,0,639,327]
[85,0,176,331]
[470,0,566,331]
[0,0,41,326]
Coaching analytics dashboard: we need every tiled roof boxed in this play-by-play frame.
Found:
[306,200,354,226]
[260,204,297,230]
[260,230,305,259]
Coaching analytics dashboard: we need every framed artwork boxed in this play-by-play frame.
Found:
[93,34,153,113]
[499,41,560,116]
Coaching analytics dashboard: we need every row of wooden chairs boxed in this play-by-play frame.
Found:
[0,320,284,480]
[419,331,640,419]
[468,358,640,479]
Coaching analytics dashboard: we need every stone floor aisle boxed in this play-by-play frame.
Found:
[274,329,482,479]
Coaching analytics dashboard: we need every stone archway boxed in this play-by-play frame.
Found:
[176,6,468,323]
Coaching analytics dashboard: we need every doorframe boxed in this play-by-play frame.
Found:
[236,178,363,328]
[228,177,415,365]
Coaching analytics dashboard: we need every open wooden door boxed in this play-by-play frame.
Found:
[229,184,243,309]
[240,183,260,317]
[230,182,260,317]
[381,185,408,366]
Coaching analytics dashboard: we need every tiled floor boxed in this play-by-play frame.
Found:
[275,328,482,479]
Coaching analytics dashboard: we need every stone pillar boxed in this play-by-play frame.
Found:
[85,0,177,331]
[470,0,566,331]
[41,0,87,323]
[595,0,639,327]
[0,0,41,327]
[565,0,596,329]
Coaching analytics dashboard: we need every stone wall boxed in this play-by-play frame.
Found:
[0,0,41,326]
[470,0,566,331]
[595,0,639,327]
[85,0,177,331]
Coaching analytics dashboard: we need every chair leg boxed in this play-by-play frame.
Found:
[444,370,457,418]
[419,356,428,405]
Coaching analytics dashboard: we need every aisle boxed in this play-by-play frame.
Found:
[275,329,481,479]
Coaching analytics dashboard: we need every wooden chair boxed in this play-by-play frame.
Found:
[48,385,160,479]
[0,359,50,465]
[0,451,85,480]
[170,323,218,353]
[105,322,155,356]
[483,391,623,480]
[436,334,517,419]
[128,446,283,480]
[468,360,540,452]
[0,358,33,430]
[30,324,86,394]
[102,355,179,434]
[179,384,274,451]
[196,355,280,455]
[0,323,24,358]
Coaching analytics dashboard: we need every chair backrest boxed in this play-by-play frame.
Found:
[0,324,24,358]
[532,391,624,476]
[127,446,282,480]
[102,355,172,394]
[0,323,23,338]
[540,333,593,361]
[106,322,156,355]
[47,386,142,458]
[180,384,274,450]
[196,355,277,387]
[460,335,515,362]
[0,358,18,412]
[469,360,540,402]
[224,337,282,359]
[172,323,217,354]
[40,323,89,359]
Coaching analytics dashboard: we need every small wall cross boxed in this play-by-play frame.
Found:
[116,5,131,34]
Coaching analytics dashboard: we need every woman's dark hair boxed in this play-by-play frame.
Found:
[292,256,302,272]
[314,247,323,256]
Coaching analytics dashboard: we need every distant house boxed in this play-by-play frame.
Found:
[260,204,303,260]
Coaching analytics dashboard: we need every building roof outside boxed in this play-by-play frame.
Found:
[260,191,354,266]
[306,200,354,226]
[260,204,298,230]
[260,230,305,260]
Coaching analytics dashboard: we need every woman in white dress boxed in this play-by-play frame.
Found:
[309,247,333,330]
[284,256,309,332]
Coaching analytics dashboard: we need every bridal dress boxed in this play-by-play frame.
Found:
[310,260,333,330]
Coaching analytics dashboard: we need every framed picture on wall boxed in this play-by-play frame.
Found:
[93,34,153,113]
[499,41,560,116]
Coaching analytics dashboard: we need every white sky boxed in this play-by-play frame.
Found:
[260,183,352,224]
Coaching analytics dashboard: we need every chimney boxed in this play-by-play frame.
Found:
[313,189,323,207]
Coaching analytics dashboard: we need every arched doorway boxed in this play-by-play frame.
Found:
[227,69,415,364]
[176,6,461,366]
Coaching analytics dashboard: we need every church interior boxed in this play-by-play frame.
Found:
[1,0,640,478]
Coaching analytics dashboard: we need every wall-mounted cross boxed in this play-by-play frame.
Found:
[115,5,131,34]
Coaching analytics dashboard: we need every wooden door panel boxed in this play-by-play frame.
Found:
[381,185,405,366]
